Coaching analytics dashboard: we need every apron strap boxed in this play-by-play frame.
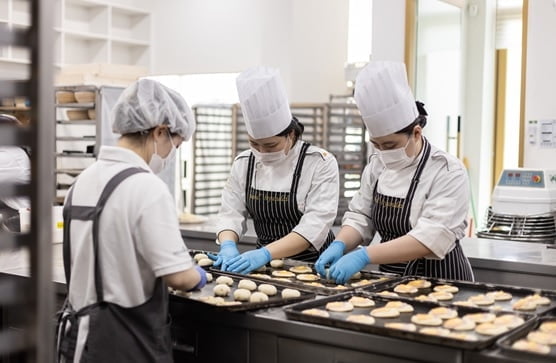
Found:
[290,142,311,197]
[401,137,431,216]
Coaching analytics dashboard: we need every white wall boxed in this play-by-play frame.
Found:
[523,0,556,168]
[151,0,349,102]
[371,0,405,61]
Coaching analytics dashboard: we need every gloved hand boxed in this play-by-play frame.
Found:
[189,266,207,291]
[329,247,370,284]
[314,240,346,278]
[207,240,240,271]
[226,247,272,274]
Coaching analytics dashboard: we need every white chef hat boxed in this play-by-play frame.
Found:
[354,61,418,138]
[236,66,292,139]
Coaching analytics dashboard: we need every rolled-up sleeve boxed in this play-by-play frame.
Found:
[292,155,339,249]
[215,159,248,240]
[408,166,469,259]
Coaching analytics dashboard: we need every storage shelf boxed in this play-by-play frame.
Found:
[56,120,96,125]
[0,106,30,111]
[55,102,95,108]
[63,29,109,41]
[111,37,149,47]
[0,56,30,64]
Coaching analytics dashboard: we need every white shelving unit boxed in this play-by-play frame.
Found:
[0,0,151,74]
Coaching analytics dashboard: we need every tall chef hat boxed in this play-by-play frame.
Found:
[236,66,292,139]
[354,61,419,138]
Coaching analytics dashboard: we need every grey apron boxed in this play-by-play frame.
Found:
[372,138,474,281]
[56,167,173,363]
[245,141,334,262]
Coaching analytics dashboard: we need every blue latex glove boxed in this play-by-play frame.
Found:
[207,240,240,271]
[329,247,370,284]
[314,240,346,278]
[189,266,207,291]
[226,247,272,274]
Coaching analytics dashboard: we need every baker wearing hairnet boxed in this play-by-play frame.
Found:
[315,61,474,284]
[56,79,206,363]
[210,66,339,274]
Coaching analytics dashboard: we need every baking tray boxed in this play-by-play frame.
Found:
[169,271,315,312]
[284,291,533,350]
[496,316,556,362]
[364,275,556,315]
[211,258,398,295]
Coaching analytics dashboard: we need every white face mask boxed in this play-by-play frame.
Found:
[376,136,415,170]
[250,137,290,165]
[149,132,177,174]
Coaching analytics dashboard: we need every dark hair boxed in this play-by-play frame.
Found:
[395,101,428,135]
[277,116,304,143]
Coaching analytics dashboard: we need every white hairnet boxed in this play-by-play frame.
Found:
[111,78,196,140]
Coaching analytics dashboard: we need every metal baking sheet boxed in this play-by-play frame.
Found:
[211,258,398,295]
[169,271,315,312]
[363,275,556,315]
[496,316,556,362]
[284,291,533,350]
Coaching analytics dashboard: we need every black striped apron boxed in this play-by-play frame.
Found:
[245,142,335,262]
[372,138,474,281]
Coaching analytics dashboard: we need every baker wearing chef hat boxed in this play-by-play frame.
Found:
[210,66,340,274]
[315,61,474,283]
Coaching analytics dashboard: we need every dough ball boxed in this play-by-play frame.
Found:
[238,279,257,291]
[249,291,269,303]
[258,284,277,296]
[433,284,459,293]
[325,301,354,312]
[205,273,213,283]
[462,313,496,324]
[233,288,252,302]
[350,271,362,280]
[370,307,400,318]
[348,296,375,308]
[443,318,476,331]
[281,288,301,299]
[384,301,414,313]
[270,259,284,268]
[511,339,550,355]
[215,276,234,286]
[346,314,375,325]
[197,258,213,267]
[385,322,417,332]
[289,265,313,274]
[193,253,208,262]
[393,284,418,294]
[419,327,451,336]
[301,308,329,318]
[475,323,509,336]
[407,279,431,289]
[213,284,231,297]
[410,314,443,326]
[492,315,524,329]
[428,307,458,320]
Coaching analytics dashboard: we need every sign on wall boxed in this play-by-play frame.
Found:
[528,119,556,149]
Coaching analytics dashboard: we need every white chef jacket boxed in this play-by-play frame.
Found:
[0,146,30,210]
[66,146,194,310]
[216,140,339,250]
[342,141,469,259]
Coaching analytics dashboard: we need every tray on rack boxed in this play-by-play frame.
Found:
[496,316,556,362]
[284,291,533,350]
[169,271,315,312]
[362,275,556,315]
[211,258,398,295]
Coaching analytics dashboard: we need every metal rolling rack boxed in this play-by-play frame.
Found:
[0,1,54,362]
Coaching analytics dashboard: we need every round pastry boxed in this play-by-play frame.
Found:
[333,285,348,290]
[238,279,258,291]
[527,331,556,345]
[489,305,504,312]
[346,314,375,325]
[250,273,272,280]
[215,276,234,286]
[193,253,208,262]
[428,291,453,301]
[526,294,551,306]
[254,265,267,272]
[512,298,538,311]
[205,273,213,283]
[492,315,525,329]
[213,284,231,297]
[485,290,513,301]
[289,265,313,274]
[415,295,437,303]
[302,308,330,318]
[270,259,284,268]
[452,300,477,307]
[411,314,443,326]
[370,307,400,318]
[463,313,496,324]
[350,272,362,280]
[249,291,269,303]
[199,296,225,305]
[348,296,375,308]
[468,294,495,306]
[475,323,509,336]
[233,288,252,302]
[428,307,458,320]
[539,321,556,334]
[420,327,451,337]
[443,318,476,331]
[407,279,432,289]
[393,284,418,294]
[376,291,399,298]
[384,322,417,332]
[218,301,242,306]
[351,279,375,288]
[272,270,296,278]
[304,282,325,287]
[433,284,459,293]
[272,277,291,282]
[326,301,354,312]
[447,332,478,341]
[511,339,550,355]
[384,301,414,313]
[258,284,278,296]
[281,288,301,299]
[296,273,320,282]
[196,257,212,267]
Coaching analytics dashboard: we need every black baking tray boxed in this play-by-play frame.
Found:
[211,258,398,295]
[364,275,556,315]
[496,316,556,362]
[284,291,533,350]
[169,270,315,312]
